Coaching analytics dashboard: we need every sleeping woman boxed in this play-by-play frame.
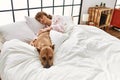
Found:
[30,11,66,45]
[35,11,65,35]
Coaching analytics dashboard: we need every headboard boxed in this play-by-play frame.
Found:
[0,0,83,25]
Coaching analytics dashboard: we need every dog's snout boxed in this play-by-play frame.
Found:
[44,63,51,68]
[45,66,50,68]
[44,66,50,68]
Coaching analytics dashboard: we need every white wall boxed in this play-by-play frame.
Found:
[80,0,116,24]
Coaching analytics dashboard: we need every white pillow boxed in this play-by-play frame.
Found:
[50,30,69,52]
[0,33,5,43]
[25,16,45,35]
[0,21,36,43]
[0,34,4,51]
[0,42,3,52]
[63,16,74,33]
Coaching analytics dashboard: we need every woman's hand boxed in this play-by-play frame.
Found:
[46,26,52,30]
[38,29,46,35]
[37,27,52,35]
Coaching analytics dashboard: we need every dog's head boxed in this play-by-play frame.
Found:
[37,45,54,68]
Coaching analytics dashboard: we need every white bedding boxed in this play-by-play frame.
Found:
[0,25,120,80]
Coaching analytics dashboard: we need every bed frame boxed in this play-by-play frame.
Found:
[0,0,83,24]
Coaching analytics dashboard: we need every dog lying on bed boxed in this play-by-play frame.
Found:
[30,31,54,68]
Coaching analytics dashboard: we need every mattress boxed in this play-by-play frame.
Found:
[0,25,120,80]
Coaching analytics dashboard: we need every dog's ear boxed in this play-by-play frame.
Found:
[50,44,54,50]
[36,47,41,52]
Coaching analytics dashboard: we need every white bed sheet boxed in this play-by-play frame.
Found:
[0,25,120,80]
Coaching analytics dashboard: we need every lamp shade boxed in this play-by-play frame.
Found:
[82,14,89,22]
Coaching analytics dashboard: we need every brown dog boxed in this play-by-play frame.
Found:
[31,31,54,68]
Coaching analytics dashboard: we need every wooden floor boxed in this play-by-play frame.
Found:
[106,27,120,39]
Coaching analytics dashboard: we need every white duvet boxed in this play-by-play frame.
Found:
[0,25,120,80]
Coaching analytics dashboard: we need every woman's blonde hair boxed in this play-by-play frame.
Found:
[35,11,52,22]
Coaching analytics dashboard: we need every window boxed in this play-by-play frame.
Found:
[0,0,83,25]
[115,0,120,8]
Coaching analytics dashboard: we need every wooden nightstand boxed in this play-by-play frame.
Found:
[88,7,113,30]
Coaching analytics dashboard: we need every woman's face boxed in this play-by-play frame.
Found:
[39,15,48,25]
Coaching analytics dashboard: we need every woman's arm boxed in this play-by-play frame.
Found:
[51,15,65,33]
[37,26,52,35]
[51,24,64,33]
[43,26,52,31]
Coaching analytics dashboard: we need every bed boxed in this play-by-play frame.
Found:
[0,15,120,80]
[1,0,120,79]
